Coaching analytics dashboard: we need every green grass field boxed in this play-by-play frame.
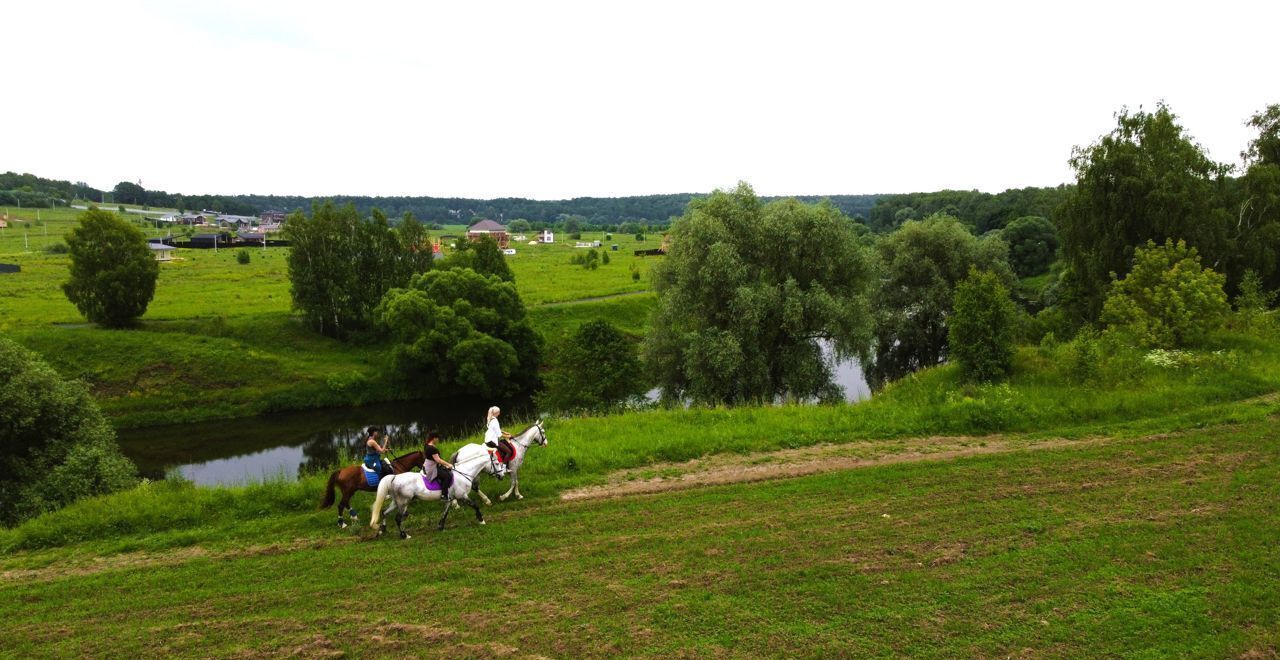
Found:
[1,415,1276,656]
[1,206,661,426]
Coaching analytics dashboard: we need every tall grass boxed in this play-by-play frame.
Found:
[6,330,1278,553]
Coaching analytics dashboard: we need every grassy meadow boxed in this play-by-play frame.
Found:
[1,414,1276,656]
[1,205,660,426]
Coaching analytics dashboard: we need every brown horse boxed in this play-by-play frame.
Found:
[320,451,426,528]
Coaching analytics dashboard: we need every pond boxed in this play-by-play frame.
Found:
[117,354,870,486]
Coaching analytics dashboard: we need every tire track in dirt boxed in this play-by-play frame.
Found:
[558,434,1120,502]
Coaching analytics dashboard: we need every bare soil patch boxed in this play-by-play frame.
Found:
[559,434,1120,502]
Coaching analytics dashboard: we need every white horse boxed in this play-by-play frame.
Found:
[369,443,506,539]
[464,420,547,506]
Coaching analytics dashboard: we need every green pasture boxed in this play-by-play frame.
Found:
[1,205,661,426]
[1,418,1276,656]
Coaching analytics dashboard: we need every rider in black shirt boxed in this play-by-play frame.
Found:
[423,431,454,500]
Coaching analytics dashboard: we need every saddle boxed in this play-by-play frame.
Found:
[495,440,516,464]
[361,465,381,488]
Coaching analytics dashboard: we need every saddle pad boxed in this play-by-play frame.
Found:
[422,475,442,491]
[362,466,380,488]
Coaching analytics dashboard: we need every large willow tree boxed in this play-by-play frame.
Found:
[644,183,874,405]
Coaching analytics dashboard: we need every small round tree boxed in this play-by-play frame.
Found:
[1101,239,1229,348]
[1001,216,1059,277]
[0,338,137,525]
[949,268,1017,382]
[539,320,644,413]
[63,207,159,328]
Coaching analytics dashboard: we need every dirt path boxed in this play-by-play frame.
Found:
[534,290,651,307]
[0,536,354,583]
[559,434,1120,502]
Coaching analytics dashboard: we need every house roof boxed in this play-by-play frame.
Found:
[237,232,265,240]
[148,243,176,251]
[467,219,507,232]
[190,233,224,240]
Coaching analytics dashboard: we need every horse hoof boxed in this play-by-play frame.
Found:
[516,494,524,501]
[479,520,486,525]
[498,495,508,502]
[399,531,409,540]
[339,522,348,529]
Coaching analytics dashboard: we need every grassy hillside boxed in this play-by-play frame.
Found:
[0,417,1275,656]
[1,205,660,427]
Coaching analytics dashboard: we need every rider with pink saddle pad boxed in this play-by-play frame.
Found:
[420,431,454,500]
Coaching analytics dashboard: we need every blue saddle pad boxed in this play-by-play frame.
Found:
[362,466,380,488]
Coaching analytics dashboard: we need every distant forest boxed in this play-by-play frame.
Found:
[3,170,1071,232]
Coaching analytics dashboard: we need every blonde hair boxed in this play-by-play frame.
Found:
[486,406,501,426]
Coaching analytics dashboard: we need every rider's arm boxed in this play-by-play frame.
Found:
[433,455,453,470]
[368,439,387,453]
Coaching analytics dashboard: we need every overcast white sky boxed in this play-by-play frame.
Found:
[6,1,1277,199]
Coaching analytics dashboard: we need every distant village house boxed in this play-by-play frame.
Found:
[466,219,510,248]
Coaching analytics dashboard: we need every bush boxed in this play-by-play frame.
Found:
[63,208,159,328]
[375,267,542,397]
[0,338,136,526]
[235,249,251,265]
[949,269,1017,382]
[630,265,641,281]
[602,252,610,265]
[538,320,645,413]
[1101,239,1229,348]
[1231,269,1277,335]
[43,242,69,254]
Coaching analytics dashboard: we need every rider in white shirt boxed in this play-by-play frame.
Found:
[484,406,514,461]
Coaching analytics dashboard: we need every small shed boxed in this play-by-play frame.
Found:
[237,231,266,246]
[148,243,177,262]
[189,233,230,248]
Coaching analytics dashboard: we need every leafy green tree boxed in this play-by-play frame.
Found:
[235,249,250,265]
[375,268,541,397]
[644,183,874,404]
[1057,103,1231,320]
[949,269,1017,382]
[112,181,146,205]
[285,202,431,338]
[539,321,645,413]
[0,338,137,526]
[1233,104,1280,292]
[63,207,160,328]
[1101,239,1229,348]
[1001,215,1058,277]
[868,214,1013,388]
[468,234,514,281]
[1232,269,1277,335]
[508,218,531,233]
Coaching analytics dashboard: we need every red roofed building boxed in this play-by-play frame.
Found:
[466,219,510,248]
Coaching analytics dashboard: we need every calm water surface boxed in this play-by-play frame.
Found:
[119,355,870,486]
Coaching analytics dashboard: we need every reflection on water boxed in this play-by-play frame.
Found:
[119,352,870,488]
[116,397,529,486]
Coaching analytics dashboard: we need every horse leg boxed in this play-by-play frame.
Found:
[473,481,493,506]
[464,497,485,525]
[337,488,353,529]
[437,493,454,531]
[512,473,523,500]
[499,473,516,501]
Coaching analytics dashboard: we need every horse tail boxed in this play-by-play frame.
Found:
[370,473,394,528]
[320,470,339,509]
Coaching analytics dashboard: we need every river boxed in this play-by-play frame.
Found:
[118,356,870,486]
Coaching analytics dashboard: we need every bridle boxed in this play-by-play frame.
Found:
[513,422,547,450]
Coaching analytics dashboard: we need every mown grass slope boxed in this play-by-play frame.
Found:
[1,419,1276,656]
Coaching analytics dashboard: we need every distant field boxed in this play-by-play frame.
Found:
[1,205,660,426]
